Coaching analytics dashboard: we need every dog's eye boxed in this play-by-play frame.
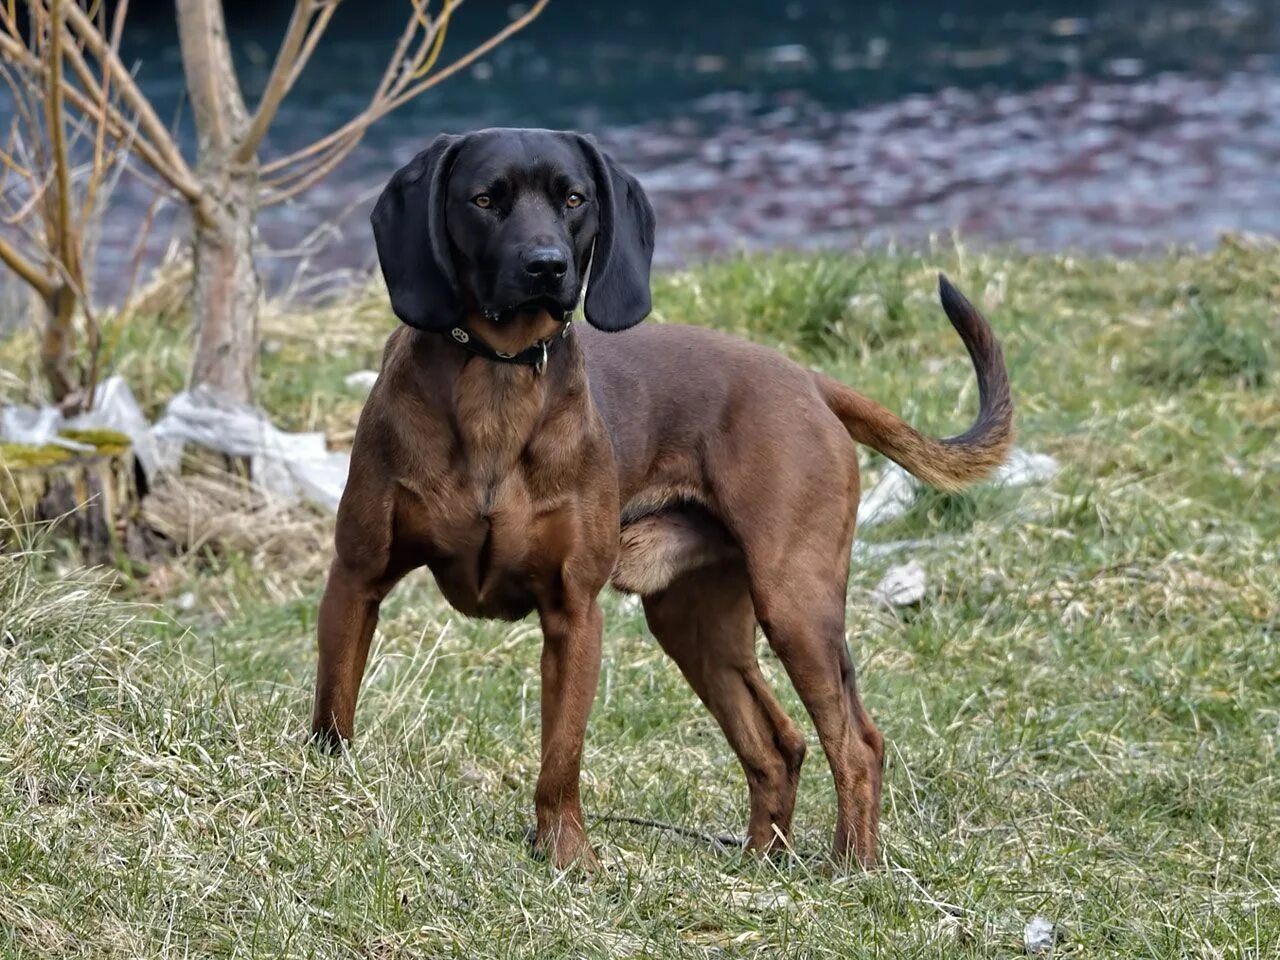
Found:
[472,194,492,209]
[565,192,586,209]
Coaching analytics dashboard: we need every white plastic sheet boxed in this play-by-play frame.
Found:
[994,448,1060,486]
[2,379,351,513]
[151,386,350,511]
[1,404,84,450]
[856,463,917,528]
[342,370,379,394]
[857,447,1060,530]
[1024,916,1057,955]
[0,376,170,470]
[67,376,176,479]
[872,559,927,607]
[4,374,1056,523]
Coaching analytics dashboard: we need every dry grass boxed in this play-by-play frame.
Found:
[142,467,331,571]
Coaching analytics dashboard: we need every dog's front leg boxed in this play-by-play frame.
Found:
[533,598,604,870]
[310,561,390,749]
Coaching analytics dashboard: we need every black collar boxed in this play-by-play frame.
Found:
[445,319,573,374]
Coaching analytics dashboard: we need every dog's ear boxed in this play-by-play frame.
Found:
[370,133,464,332]
[575,136,656,332]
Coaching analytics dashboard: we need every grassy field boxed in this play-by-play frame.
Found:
[2,241,1278,958]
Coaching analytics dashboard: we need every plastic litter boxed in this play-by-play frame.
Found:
[1024,916,1057,954]
[858,447,1060,531]
[152,386,350,511]
[872,559,927,606]
[995,448,1059,486]
[3,373,1057,523]
[67,376,176,479]
[1,404,87,451]
[857,464,917,528]
[0,376,171,471]
[343,370,379,394]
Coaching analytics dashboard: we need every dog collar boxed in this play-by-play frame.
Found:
[447,318,573,375]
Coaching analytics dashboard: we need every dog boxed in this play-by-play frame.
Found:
[311,128,1014,870]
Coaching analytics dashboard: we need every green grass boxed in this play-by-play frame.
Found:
[2,242,1279,957]
[1133,296,1272,390]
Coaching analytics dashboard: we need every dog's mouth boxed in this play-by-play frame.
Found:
[483,295,571,324]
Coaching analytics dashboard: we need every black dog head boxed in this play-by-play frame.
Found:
[371,128,656,333]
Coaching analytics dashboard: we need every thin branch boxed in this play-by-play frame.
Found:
[0,79,39,155]
[44,0,75,273]
[259,118,360,194]
[0,122,22,198]
[79,132,147,405]
[405,0,459,69]
[0,132,39,197]
[261,0,452,175]
[381,0,541,116]
[260,130,359,204]
[409,0,456,80]
[18,32,206,205]
[118,186,167,317]
[282,1,336,91]
[78,0,130,233]
[371,0,428,102]
[0,231,55,298]
[61,0,193,177]
[99,192,175,389]
[3,4,52,196]
[262,0,546,180]
[68,84,199,203]
[0,29,202,203]
[236,0,321,162]
[0,165,52,224]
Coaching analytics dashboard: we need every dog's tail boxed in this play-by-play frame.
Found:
[817,274,1014,491]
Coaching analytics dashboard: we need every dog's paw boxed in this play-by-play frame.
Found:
[307,725,350,755]
[528,823,600,874]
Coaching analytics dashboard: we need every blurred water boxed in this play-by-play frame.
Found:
[10,0,1280,301]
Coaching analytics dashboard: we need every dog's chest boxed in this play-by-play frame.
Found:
[393,373,588,620]
[413,474,550,620]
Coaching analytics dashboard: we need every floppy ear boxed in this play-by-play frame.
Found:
[576,136,656,332]
[370,133,464,332]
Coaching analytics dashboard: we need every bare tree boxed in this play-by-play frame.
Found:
[2,0,549,405]
[0,0,153,407]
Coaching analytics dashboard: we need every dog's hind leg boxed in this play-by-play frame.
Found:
[643,559,808,852]
[748,542,884,869]
[713,430,883,867]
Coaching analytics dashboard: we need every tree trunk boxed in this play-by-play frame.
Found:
[176,0,260,406]
[39,284,78,403]
[189,167,260,405]
[0,431,147,566]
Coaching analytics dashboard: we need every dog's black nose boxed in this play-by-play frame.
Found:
[524,248,568,279]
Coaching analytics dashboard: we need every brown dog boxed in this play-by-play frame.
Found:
[311,129,1014,870]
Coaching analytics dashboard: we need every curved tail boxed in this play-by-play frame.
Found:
[817,274,1014,491]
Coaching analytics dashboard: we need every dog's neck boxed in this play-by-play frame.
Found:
[465,307,566,357]
[420,314,587,498]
